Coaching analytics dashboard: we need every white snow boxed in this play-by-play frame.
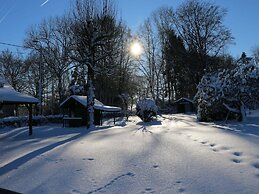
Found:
[60,95,121,112]
[0,112,259,194]
[0,81,39,104]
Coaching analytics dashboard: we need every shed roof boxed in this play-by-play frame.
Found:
[60,95,121,112]
[0,81,39,104]
[173,97,194,104]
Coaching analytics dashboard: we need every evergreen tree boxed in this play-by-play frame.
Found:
[195,55,259,122]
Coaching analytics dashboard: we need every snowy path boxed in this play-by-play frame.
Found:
[0,114,259,194]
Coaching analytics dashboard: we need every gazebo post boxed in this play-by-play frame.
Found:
[28,104,33,136]
[100,111,103,126]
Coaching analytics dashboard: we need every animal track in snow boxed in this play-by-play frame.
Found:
[232,159,242,164]
[72,189,81,193]
[140,187,155,194]
[252,162,259,169]
[87,172,135,194]
[220,146,230,151]
[210,143,216,147]
[153,165,159,169]
[178,188,185,193]
[233,152,243,157]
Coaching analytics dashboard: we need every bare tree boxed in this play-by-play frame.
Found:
[70,0,121,128]
[139,18,164,103]
[0,49,28,92]
[173,0,234,70]
[24,15,73,106]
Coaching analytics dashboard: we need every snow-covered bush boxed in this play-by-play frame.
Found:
[195,58,259,122]
[136,98,158,122]
[0,115,64,128]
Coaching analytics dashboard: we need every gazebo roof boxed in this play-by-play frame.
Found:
[0,81,39,104]
[60,95,121,112]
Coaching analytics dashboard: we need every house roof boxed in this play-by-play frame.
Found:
[60,95,121,112]
[0,81,39,104]
[173,97,194,104]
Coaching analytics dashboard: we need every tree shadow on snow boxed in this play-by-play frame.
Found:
[135,119,162,133]
[0,125,114,176]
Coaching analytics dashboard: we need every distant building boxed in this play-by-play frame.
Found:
[60,95,121,127]
[173,97,195,113]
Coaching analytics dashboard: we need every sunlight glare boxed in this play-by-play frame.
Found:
[130,41,143,57]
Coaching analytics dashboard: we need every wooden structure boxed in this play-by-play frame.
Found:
[60,95,121,127]
[0,82,39,136]
[173,97,194,113]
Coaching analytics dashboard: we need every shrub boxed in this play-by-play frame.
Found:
[136,98,158,122]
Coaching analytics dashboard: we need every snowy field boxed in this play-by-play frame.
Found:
[0,113,259,194]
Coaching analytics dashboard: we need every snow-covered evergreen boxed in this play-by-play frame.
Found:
[195,57,259,122]
[0,73,5,88]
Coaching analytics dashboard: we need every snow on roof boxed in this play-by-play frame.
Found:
[60,95,121,112]
[0,81,39,104]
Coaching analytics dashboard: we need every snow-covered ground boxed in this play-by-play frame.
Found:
[0,113,259,194]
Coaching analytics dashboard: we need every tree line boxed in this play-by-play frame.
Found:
[0,0,258,124]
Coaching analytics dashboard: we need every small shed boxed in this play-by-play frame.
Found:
[60,95,121,127]
[0,81,39,135]
[173,97,194,113]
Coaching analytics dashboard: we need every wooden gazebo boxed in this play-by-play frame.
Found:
[0,81,39,136]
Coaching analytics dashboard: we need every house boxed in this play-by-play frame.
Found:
[173,97,194,113]
[0,80,39,135]
[60,95,121,127]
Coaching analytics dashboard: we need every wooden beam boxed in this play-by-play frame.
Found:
[28,104,33,136]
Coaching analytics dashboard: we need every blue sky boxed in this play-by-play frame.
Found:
[0,0,258,58]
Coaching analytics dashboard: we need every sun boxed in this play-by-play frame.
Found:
[130,41,143,57]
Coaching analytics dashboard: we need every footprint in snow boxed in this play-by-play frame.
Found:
[210,143,216,147]
[200,141,207,145]
[220,146,230,151]
[72,189,81,194]
[233,152,243,157]
[82,158,94,161]
[252,162,259,169]
[141,187,155,194]
[153,165,159,169]
[232,159,242,164]
[178,188,185,193]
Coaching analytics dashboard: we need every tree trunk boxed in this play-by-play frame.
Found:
[240,101,247,122]
[58,76,64,105]
[87,67,95,129]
